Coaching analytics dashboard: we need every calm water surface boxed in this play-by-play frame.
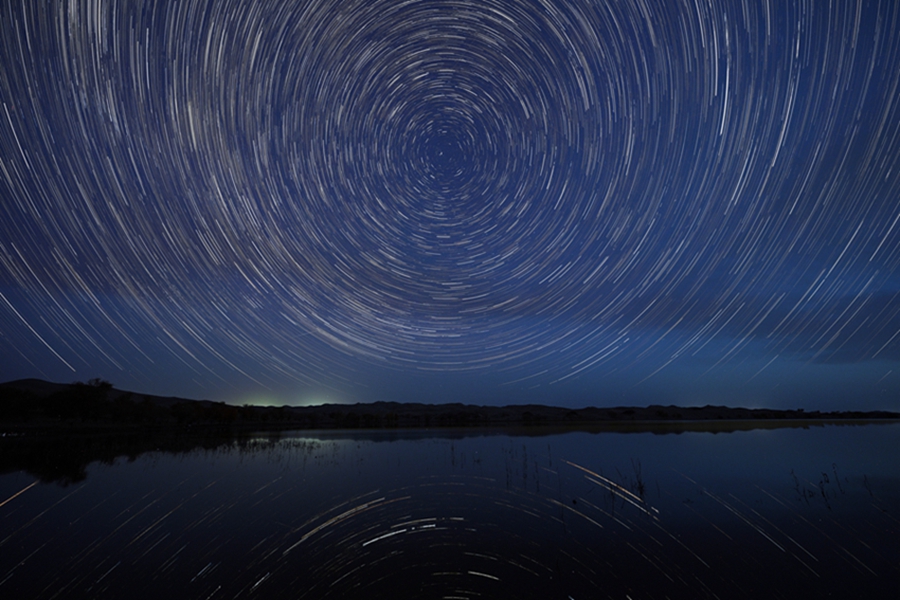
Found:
[1,423,898,599]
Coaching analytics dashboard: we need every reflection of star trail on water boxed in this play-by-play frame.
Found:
[1,427,896,598]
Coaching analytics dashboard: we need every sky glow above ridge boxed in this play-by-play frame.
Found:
[1,0,899,409]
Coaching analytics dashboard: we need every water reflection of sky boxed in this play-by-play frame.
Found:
[1,424,897,599]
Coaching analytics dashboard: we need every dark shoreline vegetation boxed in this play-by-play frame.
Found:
[2,378,898,433]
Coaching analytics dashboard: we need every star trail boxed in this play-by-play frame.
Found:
[1,0,899,408]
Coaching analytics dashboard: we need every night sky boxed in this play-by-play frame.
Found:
[1,0,899,410]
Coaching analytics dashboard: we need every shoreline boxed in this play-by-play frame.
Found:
[2,378,898,434]
[2,416,898,439]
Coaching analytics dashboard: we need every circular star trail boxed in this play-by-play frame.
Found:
[1,0,899,404]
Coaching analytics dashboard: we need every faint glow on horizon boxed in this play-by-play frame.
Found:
[293,395,346,408]
[234,393,345,407]
[238,396,284,408]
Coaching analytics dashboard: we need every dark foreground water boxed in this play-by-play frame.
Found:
[1,422,898,599]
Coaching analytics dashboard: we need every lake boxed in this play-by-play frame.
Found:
[1,422,898,599]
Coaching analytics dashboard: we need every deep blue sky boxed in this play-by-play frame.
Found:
[1,0,899,410]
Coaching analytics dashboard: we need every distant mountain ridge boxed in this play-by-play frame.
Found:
[2,378,898,432]
[1,378,209,407]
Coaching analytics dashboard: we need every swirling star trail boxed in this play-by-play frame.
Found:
[1,0,899,408]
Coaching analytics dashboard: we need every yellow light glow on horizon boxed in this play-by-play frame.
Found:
[239,396,282,407]
[233,391,347,408]
[294,395,344,407]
